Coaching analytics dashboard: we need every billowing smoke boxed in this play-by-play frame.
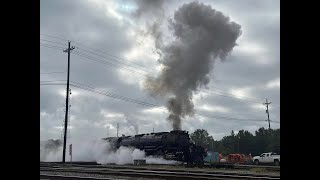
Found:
[133,0,165,50]
[40,139,178,165]
[144,2,242,130]
[133,0,165,18]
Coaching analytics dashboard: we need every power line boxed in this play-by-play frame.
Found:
[76,46,154,74]
[72,50,278,107]
[70,81,160,108]
[40,45,65,51]
[40,34,279,108]
[198,89,262,104]
[41,81,280,123]
[41,42,150,80]
[40,39,67,46]
[42,48,279,108]
[194,113,264,122]
[72,42,155,71]
[40,72,66,74]
[41,38,153,74]
[201,88,280,109]
[72,50,278,106]
[73,51,149,77]
[40,35,279,106]
[40,43,65,50]
[40,83,66,86]
[40,80,66,83]
[41,34,155,71]
[40,81,280,124]
[68,80,269,123]
[40,48,277,108]
[41,42,277,106]
[203,85,280,106]
[270,120,280,124]
[40,43,63,49]
[40,33,69,42]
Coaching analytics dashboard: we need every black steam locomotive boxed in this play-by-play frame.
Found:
[102,130,207,165]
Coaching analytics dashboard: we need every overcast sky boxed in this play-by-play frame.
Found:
[40,0,280,142]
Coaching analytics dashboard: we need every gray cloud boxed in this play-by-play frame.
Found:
[41,0,279,142]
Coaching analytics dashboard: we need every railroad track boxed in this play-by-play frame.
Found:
[41,163,280,180]
[40,162,280,171]
[40,174,114,180]
[234,164,280,171]
[41,162,279,169]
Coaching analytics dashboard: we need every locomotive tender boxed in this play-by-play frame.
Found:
[103,130,207,165]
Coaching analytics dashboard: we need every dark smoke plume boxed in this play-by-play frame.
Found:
[133,0,165,49]
[133,0,165,18]
[144,1,242,130]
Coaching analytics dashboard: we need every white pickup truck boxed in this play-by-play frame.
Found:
[253,152,280,166]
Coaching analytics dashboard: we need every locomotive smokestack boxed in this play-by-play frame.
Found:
[143,1,242,130]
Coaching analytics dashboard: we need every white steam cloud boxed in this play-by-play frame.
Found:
[40,139,178,165]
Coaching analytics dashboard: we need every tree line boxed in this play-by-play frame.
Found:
[190,127,280,156]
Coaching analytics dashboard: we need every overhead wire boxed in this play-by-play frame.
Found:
[40,72,66,74]
[40,80,280,124]
[40,34,280,114]
[40,35,279,106]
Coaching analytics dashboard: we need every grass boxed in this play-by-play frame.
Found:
[250,168,268,173]
[135,164,280,176]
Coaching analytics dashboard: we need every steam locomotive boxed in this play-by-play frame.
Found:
[102,130,207,165]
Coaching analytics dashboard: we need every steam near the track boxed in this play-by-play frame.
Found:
[40,139,178,165]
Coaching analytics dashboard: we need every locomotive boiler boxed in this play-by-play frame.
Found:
[102,130,207,165]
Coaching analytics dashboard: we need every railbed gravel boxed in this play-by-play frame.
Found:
[40,170,163,180]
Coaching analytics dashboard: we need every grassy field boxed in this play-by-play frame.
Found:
[136,164,280,176]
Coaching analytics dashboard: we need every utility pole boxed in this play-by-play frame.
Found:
[238,138,240,153]
[117,123,119,137]
[62,41,75,163]
[153,128,154,133]
[263,99,272,130]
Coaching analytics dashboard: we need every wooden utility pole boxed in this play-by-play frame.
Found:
[263,99,272,130]
[62,41,74,163]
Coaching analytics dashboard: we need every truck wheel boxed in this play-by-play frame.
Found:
[254,160,259,165]
[274,160,279,166]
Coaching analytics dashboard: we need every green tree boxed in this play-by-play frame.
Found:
[236,130,254,154]
[190,129,214,150]
[251,127,280,155]
[267,129,280,154]
[221,131,237,154]
[190,127,280,156]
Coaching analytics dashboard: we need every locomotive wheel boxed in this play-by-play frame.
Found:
[193,156,204,168]
[197,158,204,168]
[155,150,164,157]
